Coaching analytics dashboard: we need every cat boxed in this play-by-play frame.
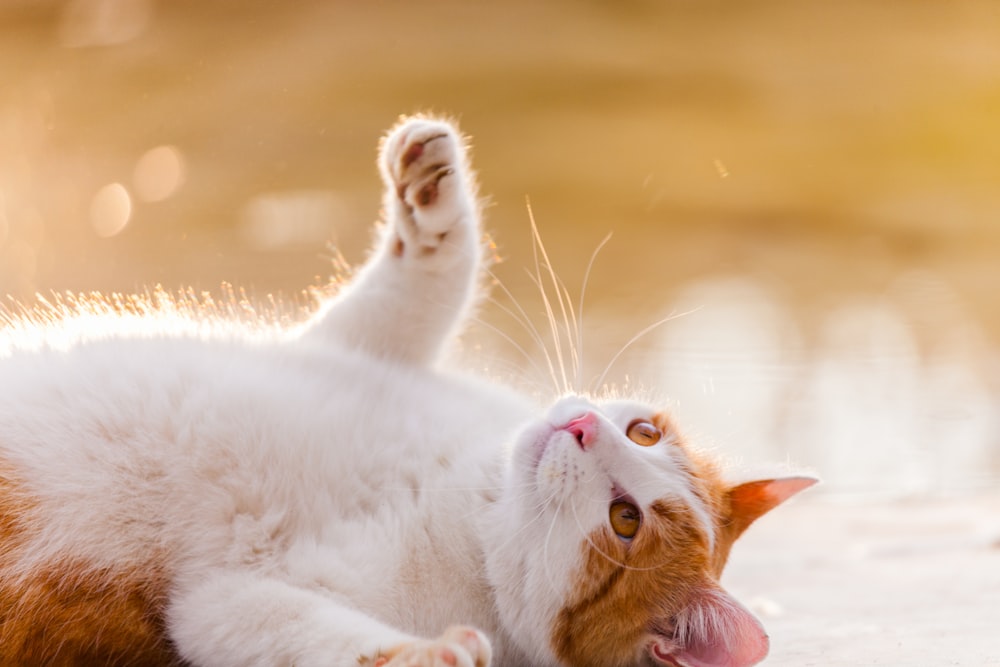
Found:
[0,115,815,667]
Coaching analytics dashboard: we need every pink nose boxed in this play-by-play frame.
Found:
[563,412,598,449]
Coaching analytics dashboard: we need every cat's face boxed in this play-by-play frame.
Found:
[485,396,814,667]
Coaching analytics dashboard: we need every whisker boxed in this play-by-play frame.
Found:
[526,200,574,395]
[482,269,544,348]
[541,496,567,598]
[525,198,569,392]
[521,269,579,396]
[591,307,702,394]
[551,271,580,392]
[577,232,613,395]
[569,501,625,569]
[569,502,671,573]
[490,488,559,556]
[483,266,561,395]
[468,313,549,383]
[524,265,567,394]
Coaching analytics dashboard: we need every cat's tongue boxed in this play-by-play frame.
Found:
[653,639,767,667]
[670,637,766,667]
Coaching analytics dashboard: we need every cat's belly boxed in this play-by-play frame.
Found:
[0,334,533,570]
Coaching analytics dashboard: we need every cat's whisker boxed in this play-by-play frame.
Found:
[527,271,568,396]
[481,268,542,346]
[521,270,570,394]
[475,297,539,354]
[540,496,569,599]
[568,502,672,573]
[576,232,612,395]
[489,489,559,556]
[591,307,702,394]
[523,204,562,394]
[471,354,557,399]
[526,201,573,395]
[550,271,580,393]
[467,313,549,384]
[482,266,562,395]
[568,502,625,569]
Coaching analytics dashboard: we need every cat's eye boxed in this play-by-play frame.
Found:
[609,501,641,539]
[626,420,661,447]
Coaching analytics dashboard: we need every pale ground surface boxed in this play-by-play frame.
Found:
[725,492,1000,666]
[2,3,999,665]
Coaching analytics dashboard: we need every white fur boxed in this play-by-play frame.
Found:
[0,117,726,667]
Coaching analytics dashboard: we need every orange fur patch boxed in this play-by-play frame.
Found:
[551,497,711,667]
[650,412,740,578]
[0,462,183,666]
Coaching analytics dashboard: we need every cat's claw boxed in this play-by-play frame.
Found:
[379,117,476,258]
[372,626,491,667]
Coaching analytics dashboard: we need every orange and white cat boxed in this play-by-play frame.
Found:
[0,116,814,667]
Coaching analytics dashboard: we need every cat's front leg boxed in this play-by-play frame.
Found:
[168,570,492,667]
[305,116,481,365]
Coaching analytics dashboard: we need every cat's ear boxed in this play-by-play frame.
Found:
[647,585,768,667]
[726,476,817,541]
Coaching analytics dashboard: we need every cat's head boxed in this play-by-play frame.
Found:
[484,395,815,667]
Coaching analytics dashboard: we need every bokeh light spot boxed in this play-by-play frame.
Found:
[133,145,185,202]
[59,0,153,48]
[90,183,132,238]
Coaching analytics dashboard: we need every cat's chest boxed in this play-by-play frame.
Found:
[247,350,532,518]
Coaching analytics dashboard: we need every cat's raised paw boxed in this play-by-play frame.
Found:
[379,116,477,257]
[371,625,491,667]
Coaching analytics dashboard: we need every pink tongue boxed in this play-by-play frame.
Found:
[667,624,769,667]
[676,640,739,667]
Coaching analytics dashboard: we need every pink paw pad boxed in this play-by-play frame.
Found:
[401,141,424,168]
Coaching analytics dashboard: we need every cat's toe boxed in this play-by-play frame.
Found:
[376,626,490,667]
[441,626,491,667]
[383,120,459,190]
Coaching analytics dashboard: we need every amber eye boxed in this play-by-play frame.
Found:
[609,501,641,539]
[626,420,661,446]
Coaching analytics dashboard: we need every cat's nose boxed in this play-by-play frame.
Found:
[563,412,598,449]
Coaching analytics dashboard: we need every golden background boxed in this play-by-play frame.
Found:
[2,0,999,493]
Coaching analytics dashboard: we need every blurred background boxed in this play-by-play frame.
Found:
[2,0,999,496]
